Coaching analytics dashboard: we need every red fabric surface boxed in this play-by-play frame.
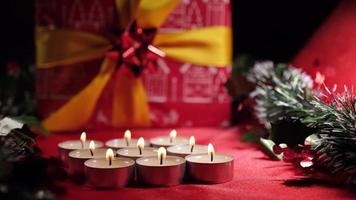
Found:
[292,0,356,91]
[37,127,355,200]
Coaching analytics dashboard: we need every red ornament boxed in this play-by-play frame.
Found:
[108,22,165,76]
[6,62,20,76]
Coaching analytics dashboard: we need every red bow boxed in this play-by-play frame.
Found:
[107,22,165,76]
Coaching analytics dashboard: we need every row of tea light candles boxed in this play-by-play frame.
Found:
[58,130,234,188]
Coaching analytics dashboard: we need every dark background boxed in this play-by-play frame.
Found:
[1,0,339,71]
[1,0,35,73]
[232,0,339,61]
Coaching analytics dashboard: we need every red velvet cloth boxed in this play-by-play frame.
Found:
[37,127,355,200]
[293,0,356,91]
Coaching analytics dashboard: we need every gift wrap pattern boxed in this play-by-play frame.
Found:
[35,0,231,130]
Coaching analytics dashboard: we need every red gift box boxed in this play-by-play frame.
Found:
[35,0,231,129]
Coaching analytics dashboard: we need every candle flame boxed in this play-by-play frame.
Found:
[89,140,95,150]
[189,136,195,152]
[169,129,177,143]
[137,137,145,149]
[124,130,131,141]
[208,143,215,162]
[158,147,166,165]
[189,136,195,146]
[124,130,131,147]
[106,148,114,165]
[89,140,95,156]
[80,132,86,148]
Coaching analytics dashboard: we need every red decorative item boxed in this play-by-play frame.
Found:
[107,22,163,76]
[6,62,20,76]
[35,0,231,129]
[293,0,356,92]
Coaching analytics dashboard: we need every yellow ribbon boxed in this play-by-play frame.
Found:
[36,0,232,131]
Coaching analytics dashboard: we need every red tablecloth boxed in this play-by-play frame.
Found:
[37,127,355,200]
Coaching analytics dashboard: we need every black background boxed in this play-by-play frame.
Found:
[232,0,339,61]
[0,0,339,72]
[1,0,35,73]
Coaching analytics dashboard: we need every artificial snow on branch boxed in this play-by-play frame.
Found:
[248,61,356,185]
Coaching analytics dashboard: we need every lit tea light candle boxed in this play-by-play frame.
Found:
[117,137,157,160]
[136,147,185,186]
[84,148,135,188]
[105,130,149,150]
[68,140,107,175]
[150,130,189,148]
[58,132,103,166]
[167,136,208,157]
[185,143,234,184]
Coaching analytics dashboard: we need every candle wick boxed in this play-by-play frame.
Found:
[190,145,194,153]
[160,156,163,165]
[170,137,173,143]
[210,153,214,162]
[81,142,84,149]
[109,158,112,166]
[138,146,142,155]
[125,139,129,147]
[90,149,94,156]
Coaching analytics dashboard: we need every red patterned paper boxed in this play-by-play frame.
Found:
[35,0,231,129]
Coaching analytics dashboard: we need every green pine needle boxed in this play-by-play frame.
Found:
[248,61,356,184]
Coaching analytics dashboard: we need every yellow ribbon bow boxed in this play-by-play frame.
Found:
[36,0,232,132]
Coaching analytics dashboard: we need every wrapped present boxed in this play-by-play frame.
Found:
[293,0,356,90]
[35,0,232,131]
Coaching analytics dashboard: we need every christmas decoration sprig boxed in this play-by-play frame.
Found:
[0,118,66,200]
[247,61,356,184]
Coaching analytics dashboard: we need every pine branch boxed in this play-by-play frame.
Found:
[248,61,356,184]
